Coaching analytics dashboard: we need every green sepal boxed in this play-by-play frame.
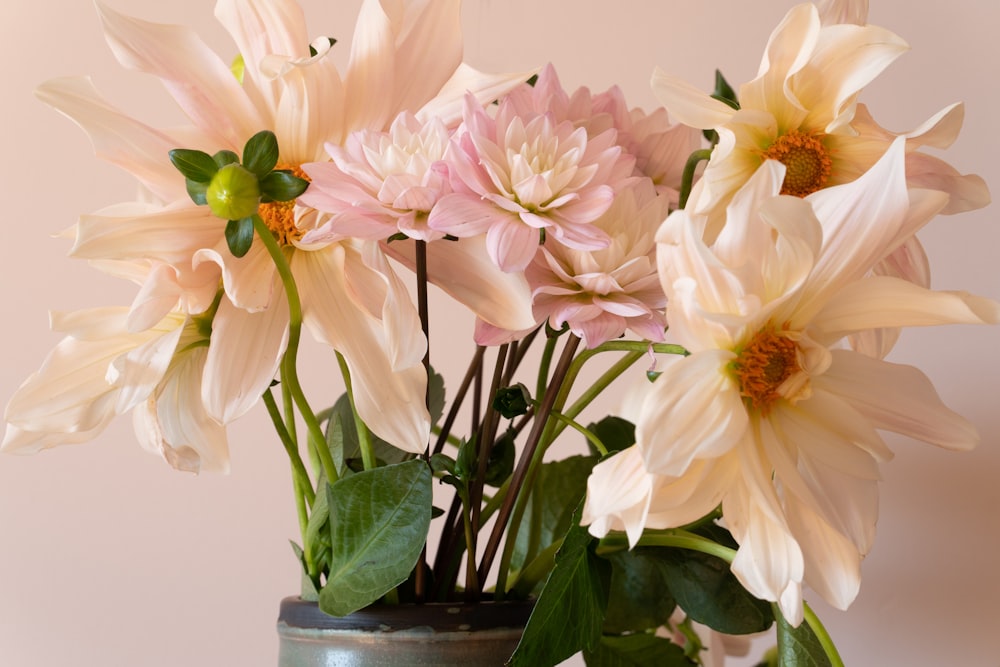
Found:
[710,69,739,110]
[169,148,219,183]
[776,609,833,667]
[290,541,320,602]
[319,460,433,616]
[213,149,240,168]
[185,178,208,206]
[225,216,255,258]
[242,130,280,177]
[583,633,695,667]
[260,170,309,203]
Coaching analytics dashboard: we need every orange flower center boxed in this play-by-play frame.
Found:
[732,327,800,414]
[761,131,832,197]
[258,164,310,245]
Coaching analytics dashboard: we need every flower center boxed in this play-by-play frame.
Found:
[732,327,800,414]
[258,164,310,245]
[761,131,832,197]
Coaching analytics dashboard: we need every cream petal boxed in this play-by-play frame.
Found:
[815,350,979,451]
[96,2,264,150]
[816,0,869,25]
[650,67,737,129]
[194,242,279,313]
[134,346,230,474]
[636,351,749,477]
[905,153,991,215]
[35,77,186,202]
[112,322,183,414]
[386,0,463,117]
[812,276,999,342]
[581,446,653,546]
[343,0,397,133]
[417,63,538,128]
[295,246,430,454]
[202,295,288,425]
[792,23,908,133]
[383,235,535,331]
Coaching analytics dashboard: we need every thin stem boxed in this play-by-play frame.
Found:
[804,601,846,667]
[678,148,713,210]
[596,529,736,564]
[413,239,432,602]
[335,351,374,471]
[535,334,559,403]
[433,346,486,455]
[545,408,608,456]
[251,216,337,485]
[479,335,581,592]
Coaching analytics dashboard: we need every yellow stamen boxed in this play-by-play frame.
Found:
[731,327,800,414]
[258,163,310,245]
[761,130,832,197]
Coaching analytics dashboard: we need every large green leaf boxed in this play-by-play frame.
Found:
[583,633,694,667]
[512,455,597,575]
[586,416,635,454]
[776,610,833,667]
[509,509,611,667]
[656,547,773,634]
[319,460,432,616]
[602,550,677,634]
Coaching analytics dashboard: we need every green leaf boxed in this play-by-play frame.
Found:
[323,393,412,472]
[427,367,446,427]
[656,547,773,634]
[213,149,240,168]
[320,460,432,616]
[185,178,208,206]
[602,550,677,634]
[169,148,218,183]
[583,633,694,667]
[484,429,515,487]
[776,609,833,667]
[512,455,597,574]
[509,509,611,667]
[260,170,309,202]
[242,129,280,177]
[290,541,320,602]
[586,416,635,454]
[224,217,255,258]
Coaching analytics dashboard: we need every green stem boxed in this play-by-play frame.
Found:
[535,334,559,403]
[804,601,846,667]
[678,148,713,210]
[596,529,737,564]
[545,408,608,456]
[335,350,375,471]
[251,215,337,485]
[510,536,564,598]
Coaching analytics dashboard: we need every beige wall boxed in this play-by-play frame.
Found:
[1,1,996,665]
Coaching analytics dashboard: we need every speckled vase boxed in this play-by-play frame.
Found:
[276,597,534,666]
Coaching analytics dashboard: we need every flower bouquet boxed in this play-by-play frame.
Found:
[4,0,996,665]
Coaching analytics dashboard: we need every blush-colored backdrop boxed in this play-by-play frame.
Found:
[1,2,997,665]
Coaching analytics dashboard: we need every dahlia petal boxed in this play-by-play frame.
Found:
[295,245,430,454]
[427,193,509,237]
[636,351,749,477]
[650,68,737,129]
[194,242,278,313]
[905,152,991,215]
[581,446,653,546]
[383,236,535,331]
[202,295,288,425]
[816,350,979,451]
[386,0,463,116]
[96,2,264,149]
[486,218,541,272]
[417,63,539,128]
[35,77,185,202]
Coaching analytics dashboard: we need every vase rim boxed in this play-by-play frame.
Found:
[278,596,535,632]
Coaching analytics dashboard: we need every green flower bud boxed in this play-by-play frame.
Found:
[206,163,260,221]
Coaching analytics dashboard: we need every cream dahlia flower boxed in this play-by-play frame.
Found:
[652,3,989,238]
[37,0,532,456]
[583,141,999,624]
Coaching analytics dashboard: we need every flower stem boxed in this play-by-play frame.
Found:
[335,351,375,471]
[678,148,713,210]
[596,529,737,564]
[251,216,337,485]
[804,601,846,667]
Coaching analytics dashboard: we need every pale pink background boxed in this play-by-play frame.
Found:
[1,1,997,666]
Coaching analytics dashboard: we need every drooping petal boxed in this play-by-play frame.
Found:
[295,245,430,454]
[650,67,737,130]
[202,294,289,425]
[581,446,653,547]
